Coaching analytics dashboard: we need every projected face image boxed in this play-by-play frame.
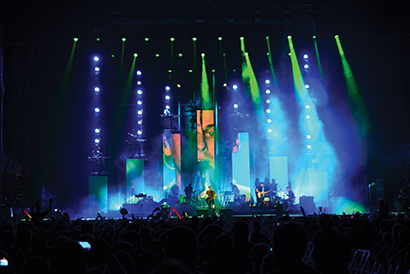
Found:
[197,110,215,168]
[163,132,182,193]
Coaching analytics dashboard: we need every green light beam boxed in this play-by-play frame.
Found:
[335,35,370,137]
[313,36,323,78]
[201,53,211,106]
[287,36,307,102]
[243,52,262,115]
[265,36,278,87]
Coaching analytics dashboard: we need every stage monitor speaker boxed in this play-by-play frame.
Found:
[219,208,233,224]
[196,209,208,218]
[299,196,315,214]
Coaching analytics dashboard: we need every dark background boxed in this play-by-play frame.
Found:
[2,0,410,212]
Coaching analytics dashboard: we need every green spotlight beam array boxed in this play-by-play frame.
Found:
[287,36,307,102]
[334,35,370,137]
[313,36,323,78]
[265,36,278,87]
[240,38,262,114]
[201,54,211,106]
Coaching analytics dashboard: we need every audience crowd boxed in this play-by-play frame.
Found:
[0,203,410,274]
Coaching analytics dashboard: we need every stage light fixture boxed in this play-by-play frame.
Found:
[95,128,100,134]
[179,53,183,57]
[155,54,160,57]
[212,69,215,73]
[189,70,193,73]
[265,89,271,94]
[266,109,271,114]
[313,35,317,39]
[192,37,197,41]
[136,70,142,76]
[233,85,238,90]
[94,87,100,92]
[137,110,143,115]
[305,84,310,89]
[233,104,238,109]
[137,89,142,95]
[307,135,312,139]
[176,84,181,88]
[307,145,312,149]
[305,105,310,109]
[223,83,227,87]
[95,138,100,144]
[134,53,138,57]
[165,95,170,100]
[73,37,78,41]
[170,37,175,41]
[145,37,149,41]
[306,115,311,119]
[304,64,309,69]
[240,37,244,40]
[93,56,99,62]
[168,69,172,73]
[137,100,142,105]
[137,120,142,125]
[165,105,170,109]
[201,53,205,57]
[137,130,142,135]
[266,99,271,104]
[122,37,126,42]
[137,81,142,85]
[265,79,270,85]
[95,107,100,113]
[218,37,223,41]
[96,37,100,42]
[267,119,272,123]
[111,55,115,58]
[94,67,100,72]
[303,54,309,59]
[165,86,170,91]
[267,128,272,133]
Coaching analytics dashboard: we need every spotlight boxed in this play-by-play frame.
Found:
[267,128,272,133]
[303,54,309,59]
[170,37,175,41]
[134,53,138,57]
[267,119,272,123]
[136,70,142,76]
[94,67,100,72]
[218,37,223,41]
[265,79,270,85]
[287,35,292,39]
[223,83,227,87]
[188,69,193,73]
[137,81,142,85]
[137,89,143,95]
[145,37,149,41]
[168,70,172,73]
[305,105,310,109]
[240,37,244,40]
[95,138,100,144]
[201,53,205,57]
[137,130,142,135]
[137,100,142,105]
[305,84,310,89]
[233,85,238,90]
[306,115,311,119]
[233,103,238,109]
[122,37,126,42]
[179,53,183,57]
[165,104,171,110]
[266,99,271,104]
[93,56,99,62]
[137,120,143,125]
[137,110,143,115]
[95,107,100,113]
[94,87,100,92]
[304,64,309,69]
[307,145,312,149]
[165,95,171,100]
[176,84,181,88]
[192,37,197,41]
[266,109,271,114]
[307,135,312,139]
[265,89,271,94]
[95,128,100,134]
[165,86,170,91]
[73,37,78,42]
[155,54,160,58]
